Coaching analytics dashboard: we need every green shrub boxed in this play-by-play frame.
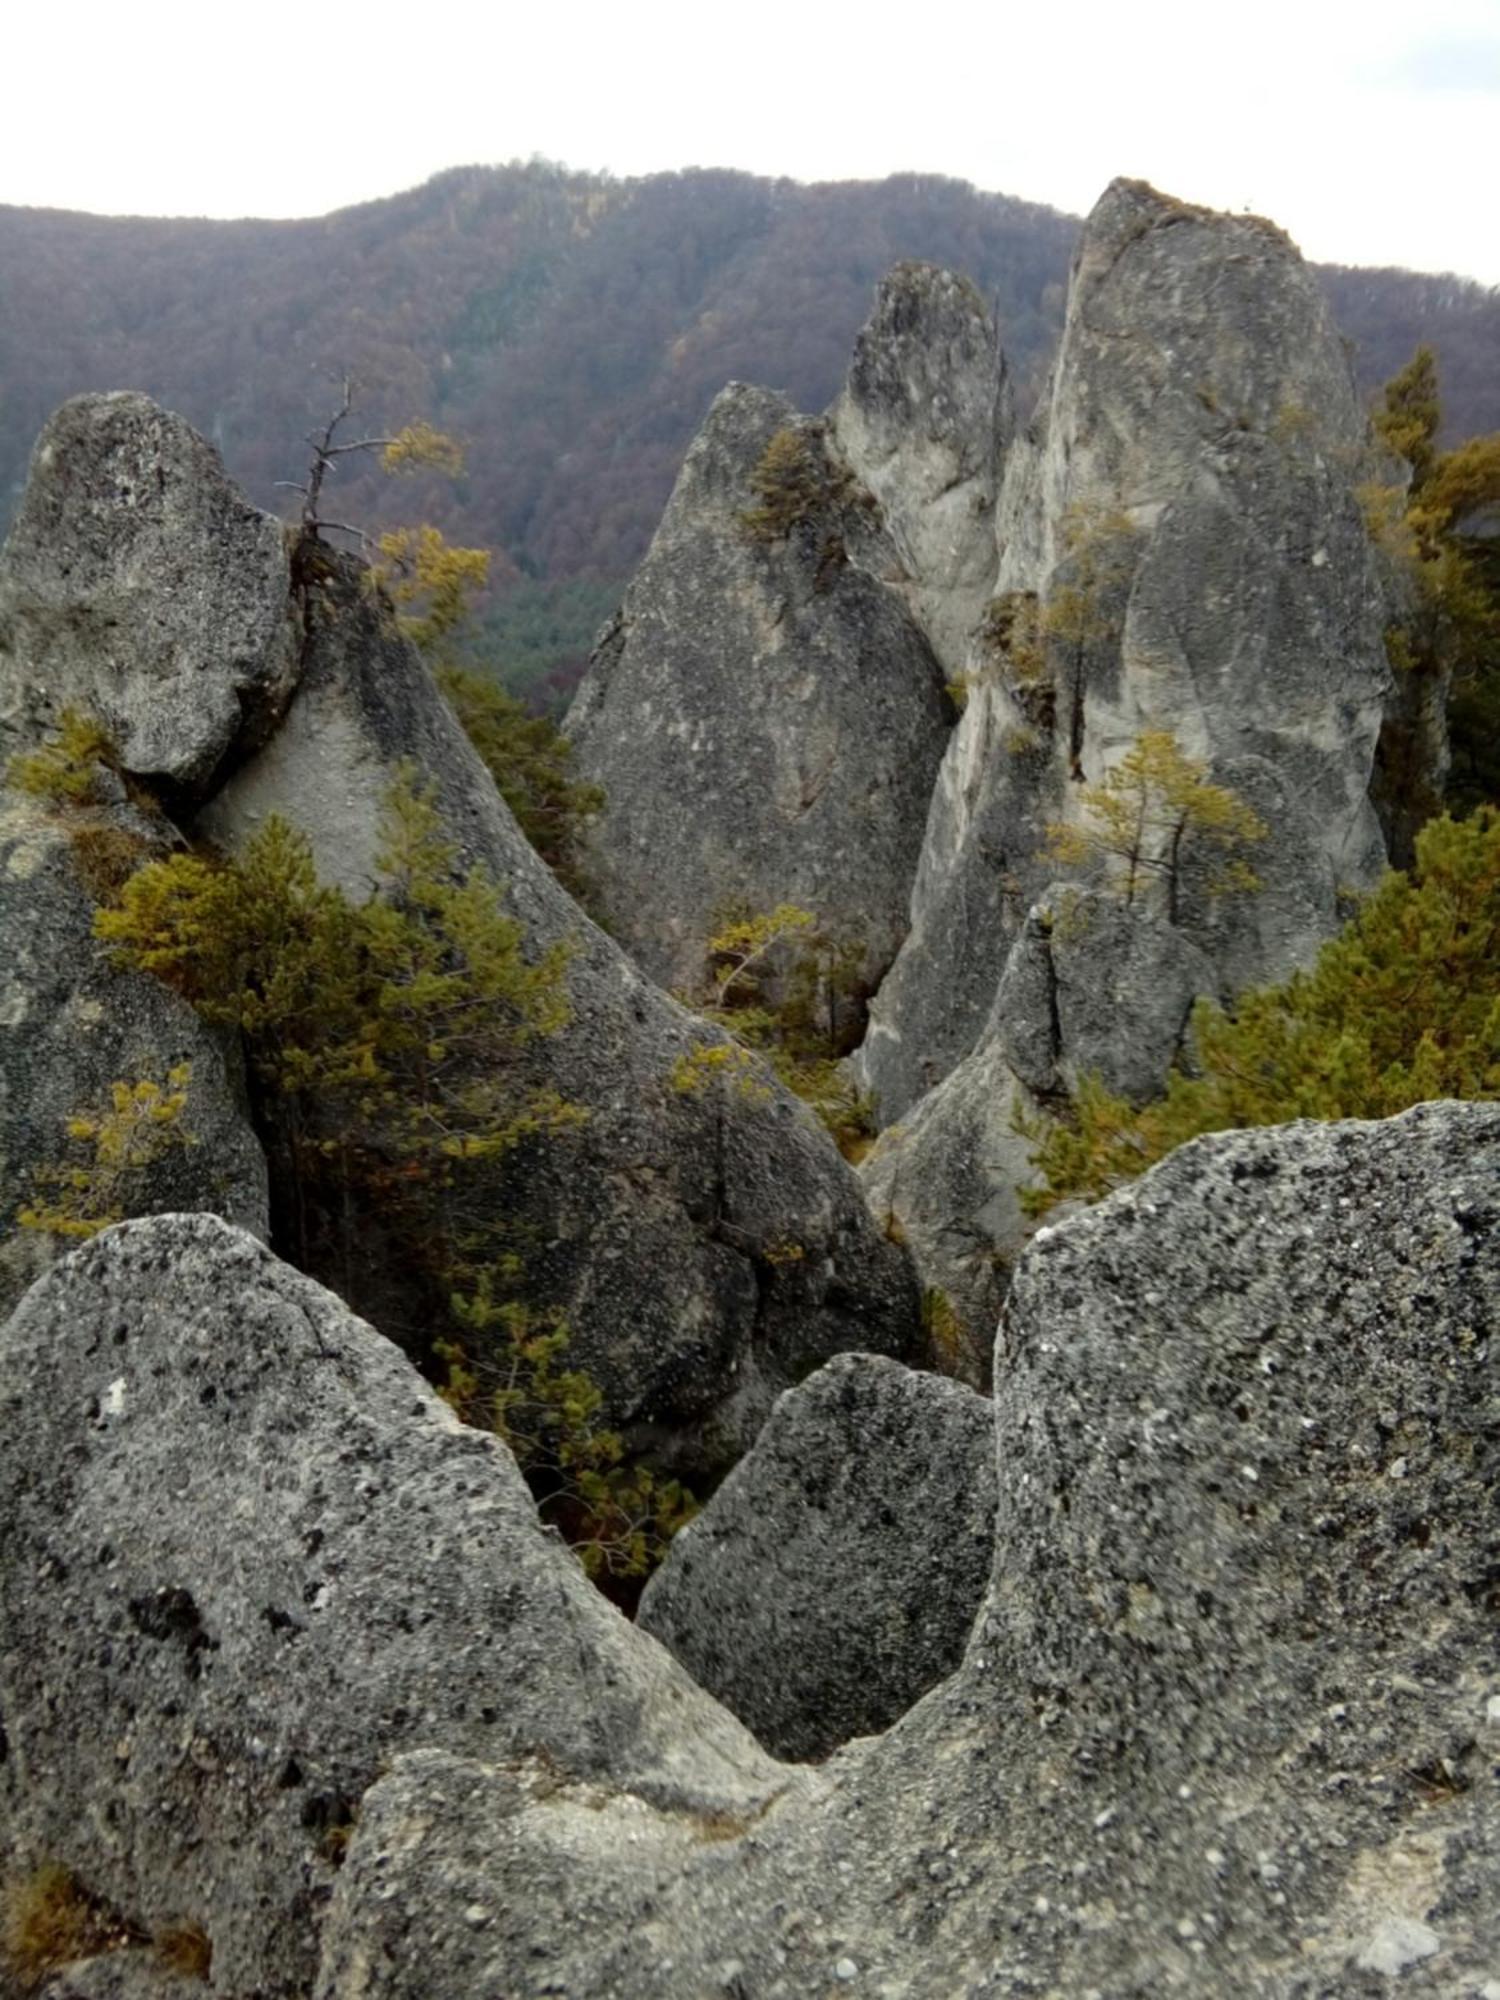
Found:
[94,775,690,1580]
[436,665,603,899]
[19,1067,196,1242]
[681,903,875,1160]
[1022,809,1500,1213]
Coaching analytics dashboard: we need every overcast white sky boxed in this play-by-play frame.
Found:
[5,0,1498,283]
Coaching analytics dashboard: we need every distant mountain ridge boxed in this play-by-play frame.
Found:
[2,160,1496,607]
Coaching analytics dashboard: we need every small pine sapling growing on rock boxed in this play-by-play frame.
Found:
[1022,807,1500,1213]
[674,903,876,1159]
[1046,730,1267,920]
[7,708,119,808]
[18,1067,197,1242]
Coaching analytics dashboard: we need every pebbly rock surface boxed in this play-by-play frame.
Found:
[0,786,267,1321]
[859,180,1395,1123]
[36,1956,201,2000]
[194,538,919,1480]
[563,381,953,1001]
[858,881,1216,1371]
[0,394,299,796]
[314,1102,1500,1998]
[990,884,1217,1106]
[0,1216,787,2000]
[637,1353,996,1761]
[831,262,1012,677]
[857,1030,1038,1387]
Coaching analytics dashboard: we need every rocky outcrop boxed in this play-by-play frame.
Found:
[859,882,1216,1370]
[990,884,1217,1105]
[0,786,267,1320]
[195,540,920,1479]
[314,1102,1500,1998]
[0,394,299,796]
[859,180,1395,1123]
[564,381,953,1001]
[831,262,1011,676]
[637,1353,996,1761]
[857,1030,1039,1384]
[0,1216,787,2000]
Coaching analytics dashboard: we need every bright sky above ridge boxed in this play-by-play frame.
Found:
[6,0,1498,285]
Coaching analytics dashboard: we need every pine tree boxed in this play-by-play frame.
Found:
[1023,808,1500,1212]
[1045,731,1267,919]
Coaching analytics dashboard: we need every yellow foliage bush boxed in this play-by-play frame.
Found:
[1046,730,1266,918]
[19,1068,196,1242]
[1022,808,1500,1214]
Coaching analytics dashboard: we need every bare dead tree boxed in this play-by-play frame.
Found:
[275,378,398,542]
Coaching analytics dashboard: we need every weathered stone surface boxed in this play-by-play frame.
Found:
[859,883,1213,1370]
[858,1033,1038,1384]
[315,1103,1500,1999]
[37,1953,203,2000]
[0,394,298,795]
[859,181,1394,1122]
[0,1216,785,2000]
[563,381,953,999]
[832,262,1011,676]
[0,787,267,1321]
[637,1353,996,1761]
[197,541,919,1479]
[993,882,1216,1105]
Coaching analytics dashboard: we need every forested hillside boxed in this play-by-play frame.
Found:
[3,160,1497,700]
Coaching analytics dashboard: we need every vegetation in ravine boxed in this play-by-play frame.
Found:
[3,699,680,1584]
[1367,346,1500,815]
[1023,807,1500,1212]
[672,903,876,1161]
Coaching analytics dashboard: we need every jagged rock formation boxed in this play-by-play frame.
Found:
[830,262,1012,675]
[0,786,267,1320]
[857,1020,1038,1384]
[0,1215,788,2000]
[195,540,920,1477]
[860,884,1217,1364]
[0,393,299,796]
[311,1103,1500,1998]
[637,1353,996,1761]
[990,885,1218,1106]
[0,393,921,1482]
[859,180,1396,1125]
[564,382,953,999]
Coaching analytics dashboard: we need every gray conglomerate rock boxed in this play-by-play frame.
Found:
[857,1032,1038,1385]
[859,180,1394,1123]
[0,787,267,1321]
[0,1216,786,2000]
[992,882,1217,1105]
[859,883,1215,1370]
[0,394,299,794]
[37,1955,201,2000]
[563,381,953,999]
[195,541,919,1478]
[315,1103,1500,1998]
[637,1353,996,1761]
[831,262,1011,676]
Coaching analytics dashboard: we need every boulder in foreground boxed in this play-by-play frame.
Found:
[638,1353,996,1760]
[0,1216,783,2000]
[317,1103,1500,1998]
